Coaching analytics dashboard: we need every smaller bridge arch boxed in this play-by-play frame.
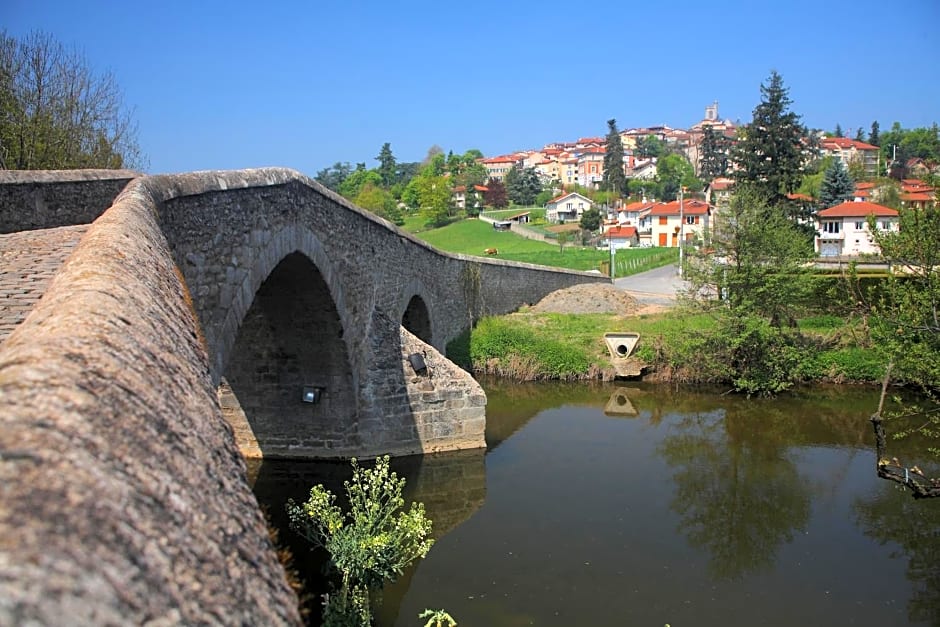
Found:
[399,279,436,347]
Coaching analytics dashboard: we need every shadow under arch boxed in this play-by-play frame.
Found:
[399,279,435,347]
[221,237,359,457]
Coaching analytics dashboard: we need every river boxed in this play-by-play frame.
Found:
[251,380,940,626]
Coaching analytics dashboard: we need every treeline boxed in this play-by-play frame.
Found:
[0,30,143,170]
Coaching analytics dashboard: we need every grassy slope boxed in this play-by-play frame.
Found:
[407,217,675,275]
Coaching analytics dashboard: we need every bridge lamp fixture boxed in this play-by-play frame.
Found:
[302,386,324,404]
[408,352,428,375]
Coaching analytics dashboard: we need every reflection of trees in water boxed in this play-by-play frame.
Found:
[855,487,940,625]
[659,410,811,580]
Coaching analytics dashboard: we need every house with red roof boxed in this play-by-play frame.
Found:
[640,199,712,247]
[815,201,898,257]
[602,225,639,249]
[452,184,489,211]
[545,192,593,223]
[819,137,880,179]
[481,155,521,182]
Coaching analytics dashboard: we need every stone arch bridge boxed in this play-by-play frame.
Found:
[0,168,605,623]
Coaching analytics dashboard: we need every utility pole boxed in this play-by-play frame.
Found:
[678,186,685,277]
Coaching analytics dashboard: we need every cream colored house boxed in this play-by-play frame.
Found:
[646,199,712,247]
[815,201,898,257]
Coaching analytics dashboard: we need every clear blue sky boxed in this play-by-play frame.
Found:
[4,0,939,175]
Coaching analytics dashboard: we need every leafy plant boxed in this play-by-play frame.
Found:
[287,456,434,625]
[420,608,458,627]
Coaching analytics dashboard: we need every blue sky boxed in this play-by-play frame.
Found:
[4,0,939,175]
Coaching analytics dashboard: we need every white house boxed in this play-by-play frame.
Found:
[603,225,639,249]
[816,201,899,257]
[545,192,593,223]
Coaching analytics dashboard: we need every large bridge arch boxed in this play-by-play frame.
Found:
[217,226,361,457]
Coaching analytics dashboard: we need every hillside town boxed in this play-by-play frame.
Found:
[476,101,937,258]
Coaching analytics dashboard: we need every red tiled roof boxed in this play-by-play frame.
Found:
[474,184,489,192]
[623,201,654,211]
[821,138,879,151]
[855,182,875,190]
[818,201,898,217]
[482,155,518,164]
[607,226,637,238]
[902,192,934,201]
[649,199,711,216]
[710,178,735,191]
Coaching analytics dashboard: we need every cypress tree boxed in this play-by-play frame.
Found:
[869,121,880,146]
[602,118,626,197]
[699,126,728,181]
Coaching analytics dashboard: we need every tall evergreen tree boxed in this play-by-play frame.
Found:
[869,121,880,146]
[834,123,844,138]
[732,71,806,212]
[699,126,728,181]
[602,118,626,197]
[375,143,397,188]
[818,159,854,208]
[854,127,865,142]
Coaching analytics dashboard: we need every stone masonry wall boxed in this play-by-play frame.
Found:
[0,169,139,233]
[0,179,300,625]
[148,168,607,457]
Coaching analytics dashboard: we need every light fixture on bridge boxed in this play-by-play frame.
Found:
[407,352,427,375]
[302,386,323,404]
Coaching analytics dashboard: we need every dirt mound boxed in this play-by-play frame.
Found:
[529,283,639,315]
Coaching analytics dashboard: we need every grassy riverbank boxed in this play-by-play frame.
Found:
[449,308,884,387]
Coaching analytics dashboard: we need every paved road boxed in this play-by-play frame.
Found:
[0,225,88,344]
[614,263,688,306]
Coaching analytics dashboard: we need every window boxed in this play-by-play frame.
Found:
[854,221,864,230]
[823,221,841,234]
[659,216,668,225]
[686,215,696,225]
[880,221,891,230]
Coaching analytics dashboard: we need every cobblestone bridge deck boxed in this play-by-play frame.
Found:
[0,224,88,343]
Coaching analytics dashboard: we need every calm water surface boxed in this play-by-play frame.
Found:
[252,381,940,626]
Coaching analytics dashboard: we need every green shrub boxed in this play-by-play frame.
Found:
[287,456,434,626]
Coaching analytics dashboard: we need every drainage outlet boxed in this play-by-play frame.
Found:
[603,332,640,360]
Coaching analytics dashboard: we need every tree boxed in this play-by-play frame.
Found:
[505,165,541,206]
[375,142,396,187]
[681,185,818,394]
[579,207,601,232]
[858,202,940,498]
[338,165,382,200]
[602,118,626,197]
[818,158,854,208]
[732,71,806,210]
[834,123,843,138]
[869,121,880,147]
[0,30,143,169]
[316,161,353,191]
[854,127,865,142]
[685,184,816,327]
[699,126,729,182]
[483,178,508,208]
[635,134,663,159]
[656,153,699,201]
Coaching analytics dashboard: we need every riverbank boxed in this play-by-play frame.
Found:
[450,282,884,388]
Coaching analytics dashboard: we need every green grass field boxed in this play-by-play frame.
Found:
[409,218,676,276]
